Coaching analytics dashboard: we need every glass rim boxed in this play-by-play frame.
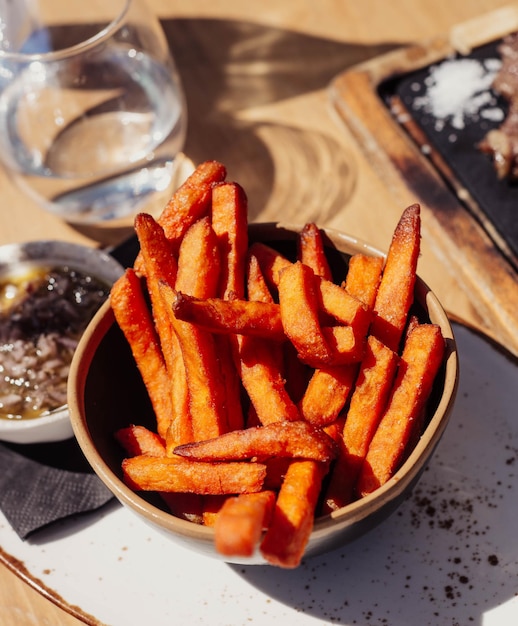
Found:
[0,0,132,63]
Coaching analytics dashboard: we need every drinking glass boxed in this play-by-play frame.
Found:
[0,0,187,223]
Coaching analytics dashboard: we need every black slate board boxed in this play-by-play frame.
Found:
[378,39,518,264]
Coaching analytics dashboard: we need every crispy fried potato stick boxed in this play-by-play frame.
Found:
[233,253,300,425]
[299,364,357,427]
[115,425,166,457]
[173,421,338,463]
[111,270,174,440]
[160,281,230,441]
[248,242,292,290]
[134,213,192,446]
[321,325,365,364]
[246,253,275,303]
[323,336,398,512]
[278,261,333,367]
[211,182,249,300]
[235,332,301,424]
[298,223,332,280]
[317,279,371,336]
[251,242,371,344]
[211,182,249,432]
[122,456,266,495]
[158,160,226,242]
[215,491,276,557]
[171,216,235,439]
[213,331,244,434]
[134,161,226,272]
[357,323,445,496]
[172,293,285,340]
[163,161,224,233]
[298,245,382,433]
[175,216,221,299]
[115,425,203,523]
[344,254,383,310]
[260,460,327,568]
[371,204,421,352]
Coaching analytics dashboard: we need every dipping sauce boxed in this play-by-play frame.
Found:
[0,264,110,419]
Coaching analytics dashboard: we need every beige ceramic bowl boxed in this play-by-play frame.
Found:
[0,240,124,444]
[68,223,458,564]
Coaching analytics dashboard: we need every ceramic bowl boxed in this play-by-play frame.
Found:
[0,240,124,444]
[68,223,458,564]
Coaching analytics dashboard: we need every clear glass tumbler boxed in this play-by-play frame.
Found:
[0,0,187,222]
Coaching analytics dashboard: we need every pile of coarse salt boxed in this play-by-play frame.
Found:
[412,57,504,135]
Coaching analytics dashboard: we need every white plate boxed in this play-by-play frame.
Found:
[0,322,517,626]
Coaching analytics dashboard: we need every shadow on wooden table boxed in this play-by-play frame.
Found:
[71,18,399,244]
[161,18,399,221]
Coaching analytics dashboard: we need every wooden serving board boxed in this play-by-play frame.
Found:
[330,5,518,357]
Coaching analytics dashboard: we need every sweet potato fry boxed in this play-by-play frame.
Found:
[159,160,226,241]
[260,460,327,568]
[211,182,249,300]
[357,323,445,496]
[214,332,245,434]
[323,336,398,512]
[169,218,235,439]
[299,364,357,427]
[115,425,203,522]
[317,278,371,337]
[123,456,266,494]
[164,346,192,452]
[298,244,381,429]
[133,160,226,272]
[171,293,285,341]
[344,254,383,310]
[232,250,300,425]
[298,223,332,280]
[322,325,365,364]
[173,421,338,463]
[175,216,221,299]
[278,261,333,367]
[235,332,301,425]
[111,270,174,440]
[134,211,177,277]
[248,242,292,290]
[251,242,371,342]
[159,281,230,441]
[246,253,275,303]
[134,213,192,446]
[215,490,276,557]
[371,204,421,352]
[115,425,166,457]
[211,182,249,432]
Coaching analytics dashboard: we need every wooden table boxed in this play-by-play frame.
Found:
[0,1,515,623]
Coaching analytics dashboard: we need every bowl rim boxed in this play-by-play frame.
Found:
[68,222,459,543]
[0,239,124,279]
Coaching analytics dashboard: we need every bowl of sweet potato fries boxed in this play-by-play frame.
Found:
[68,161,458,568]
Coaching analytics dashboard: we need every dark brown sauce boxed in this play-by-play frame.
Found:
[0,264,109,419]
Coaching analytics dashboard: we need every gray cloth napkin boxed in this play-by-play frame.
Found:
[0,439,114,539]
